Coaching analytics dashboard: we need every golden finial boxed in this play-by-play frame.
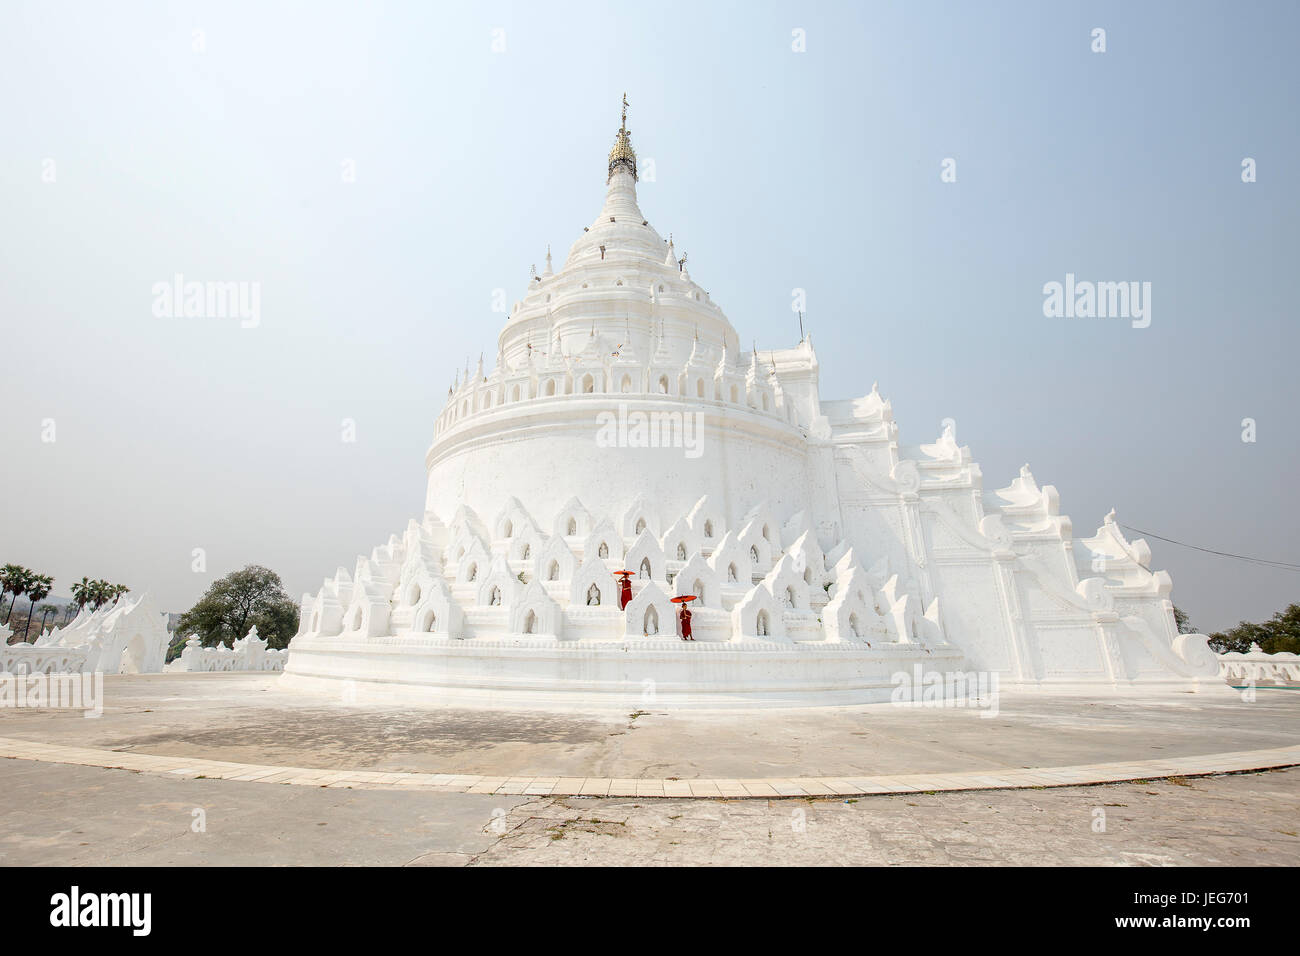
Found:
[607,92,637,182]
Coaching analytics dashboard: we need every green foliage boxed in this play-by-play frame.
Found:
[68,577,128,611]
[1208,603,1300,655]
[2,565,131,643]
[25,575,52,608]
[175,564,300,651]
[69,577,91,609]
[1,565,56,641]
[165,631,191,664]
[1,564,35,625]
[21,573,53,641]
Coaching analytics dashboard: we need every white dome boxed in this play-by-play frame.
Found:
[281,97,1224,707]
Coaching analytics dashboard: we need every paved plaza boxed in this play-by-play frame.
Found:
[1,674,1297,865]
[0,758,1294,866]
[1,673,1296,779]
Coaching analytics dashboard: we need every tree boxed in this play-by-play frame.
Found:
[22,574,53,642]
[66,576,129,616]
[85,579,124,610]
[1208,603,1300,656]
[70,576,92,612]
[2,565,32,625]
[175,565,300,650]
[165,631,191,664]
[37,604,59,633]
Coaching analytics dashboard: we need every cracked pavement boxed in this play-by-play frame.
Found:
[2,674,1296,866]
[1,673,1296,780]
[1,759,1295,866]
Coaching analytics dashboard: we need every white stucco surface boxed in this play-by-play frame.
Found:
[1,593,169,675]
[282,105,1221,706]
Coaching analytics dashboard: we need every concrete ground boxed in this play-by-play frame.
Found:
[0,758,1295,866]
[1,673,1296,866]
[0,673,1295,779]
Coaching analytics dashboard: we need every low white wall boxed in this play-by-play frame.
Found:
[178,630,287,672]
[1219,645,1300,685]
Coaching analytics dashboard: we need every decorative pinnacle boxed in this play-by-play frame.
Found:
[607,92,637,183]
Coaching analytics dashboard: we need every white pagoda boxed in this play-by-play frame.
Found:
[281,99,1221,707]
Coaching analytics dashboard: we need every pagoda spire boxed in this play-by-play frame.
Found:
[607,92,637,183]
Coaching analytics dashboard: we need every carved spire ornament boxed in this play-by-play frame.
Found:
[607,92,637,182]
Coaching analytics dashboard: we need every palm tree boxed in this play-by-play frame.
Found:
[38,604,58,634]
[70,576,92,612]
[1,565,31,625]
[89,580,112,610]
[22,574,53,642]
[66,577,130,616]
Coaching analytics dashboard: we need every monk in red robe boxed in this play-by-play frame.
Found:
[679,604,694,641]
[617,572,633,610]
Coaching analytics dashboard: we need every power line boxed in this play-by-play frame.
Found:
[1120,525,1300,572]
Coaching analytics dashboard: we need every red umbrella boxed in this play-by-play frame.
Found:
[670,595,697,604]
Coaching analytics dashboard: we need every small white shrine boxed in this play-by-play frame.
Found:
[281,99,1222,707]
[1,593,170,675]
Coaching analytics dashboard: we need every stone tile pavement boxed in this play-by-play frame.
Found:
[2,757,1294,866]
[471,768,1300,866]
[1,734,1296,797]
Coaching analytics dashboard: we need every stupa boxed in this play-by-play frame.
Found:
[281,98,1221,707]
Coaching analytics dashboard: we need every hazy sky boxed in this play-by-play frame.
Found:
[2,0,1296,632]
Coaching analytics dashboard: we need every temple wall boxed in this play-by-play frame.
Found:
[283,123,1229,702]
[425,398,815,531]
